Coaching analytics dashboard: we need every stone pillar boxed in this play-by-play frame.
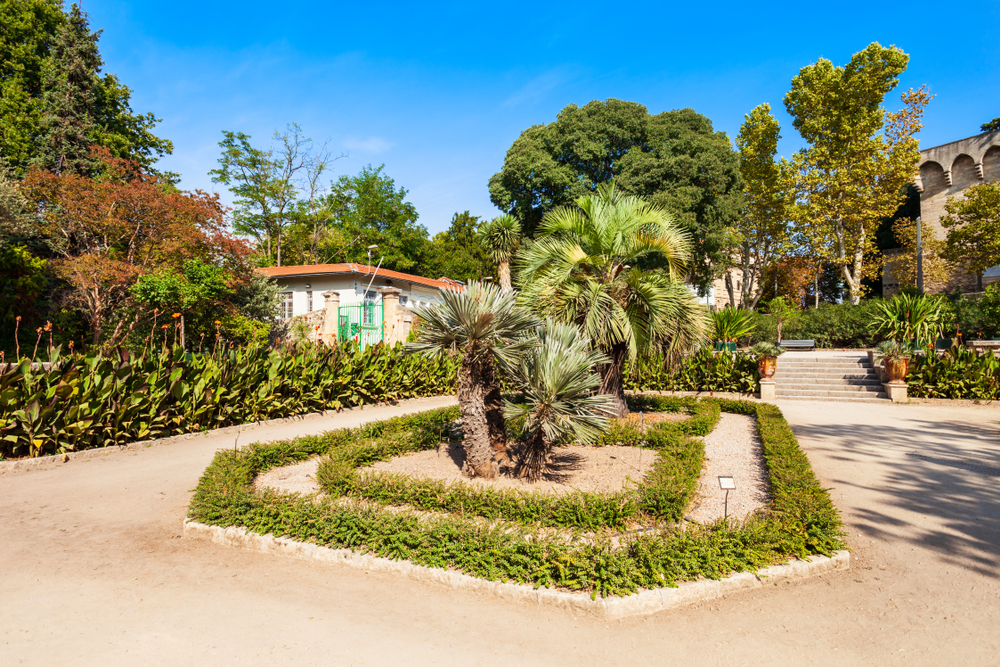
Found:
[379,287,403,345]
[321,291,340,343]
[758,380,776,402]
[884,382,908,403]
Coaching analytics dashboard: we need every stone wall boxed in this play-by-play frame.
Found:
[911,130,1000,294]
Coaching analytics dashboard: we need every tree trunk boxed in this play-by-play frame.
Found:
[814,272,819,309]
[517,427,549,483]
[598,342,630,418]
[456,352,499,478]
[724,272,736,308]
[499,261,512,293]
[482,359,509,463]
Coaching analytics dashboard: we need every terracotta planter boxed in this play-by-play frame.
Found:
[758,356,777,379]
[884,356,909,383]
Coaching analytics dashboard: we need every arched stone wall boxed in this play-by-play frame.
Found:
[984,145,1000,182]
[951,154,978,189]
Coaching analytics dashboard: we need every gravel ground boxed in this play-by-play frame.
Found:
[254,443,659,496]
[688,412,770,523]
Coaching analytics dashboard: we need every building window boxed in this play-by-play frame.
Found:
[306,290,313,312]
[364,290,378,303]
[399,295,408,307]
[281,292,293,319]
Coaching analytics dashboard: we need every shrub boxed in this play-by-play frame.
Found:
[187,398,844,598]
[908,347,1000,399]
[625,348,757,394]
[0,339,458,459]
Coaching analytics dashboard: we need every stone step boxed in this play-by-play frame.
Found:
[778,382,884,392]
[775,388,888,398]
[775,394,889,402]
[777,359,872,367]
[778,373,880,381]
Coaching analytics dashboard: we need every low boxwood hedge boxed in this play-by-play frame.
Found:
[187,397,844,598]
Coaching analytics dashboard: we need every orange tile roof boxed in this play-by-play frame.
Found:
[258,263,465,292]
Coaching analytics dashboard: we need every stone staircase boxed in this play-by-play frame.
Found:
[774,354,888,401]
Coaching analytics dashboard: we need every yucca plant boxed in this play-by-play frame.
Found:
[502,319,615,482]
[710,307,757,342]
[873,293,947,343]
[406,280,539,478]
[748,341,784,360]
[517,182,707,418]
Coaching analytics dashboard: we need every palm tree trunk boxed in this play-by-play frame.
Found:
[456,352,499,478]
[598,342,630,418]
[499,261,512,293]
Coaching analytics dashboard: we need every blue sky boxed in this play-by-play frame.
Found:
[84,0,1000,235]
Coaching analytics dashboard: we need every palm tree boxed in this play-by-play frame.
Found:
[502,319,615,482]
[406,280,539,478]
[517,183,707,417]
[476,214,521,292]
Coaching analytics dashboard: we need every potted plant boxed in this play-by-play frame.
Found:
[749,341,785,379]
[710,307,755,353]
[876,340,913,384]
[763,297,799,344]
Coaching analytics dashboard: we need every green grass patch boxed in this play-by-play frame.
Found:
[187,397,844,598]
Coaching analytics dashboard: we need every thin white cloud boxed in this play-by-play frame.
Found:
[343,136,395,154]
[503,67,575,107]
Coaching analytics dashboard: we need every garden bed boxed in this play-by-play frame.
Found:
[187,395,844,602]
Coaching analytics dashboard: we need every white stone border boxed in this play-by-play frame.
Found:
[183,519,849,619]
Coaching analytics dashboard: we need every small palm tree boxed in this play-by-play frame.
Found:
[502,319,615,482]
[406,280,538,478]
[518,183,707,417]
[476,214,521,292]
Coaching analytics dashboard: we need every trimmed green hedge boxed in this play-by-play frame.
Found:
[315,396,716,530]
[187,397,844,598]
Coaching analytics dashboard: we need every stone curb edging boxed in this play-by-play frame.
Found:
[0,396,455,474]
[182,519,850,620]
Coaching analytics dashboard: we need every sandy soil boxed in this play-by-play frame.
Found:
[256,442,658,496]
[2,395,999,666]
[689,413,771,523]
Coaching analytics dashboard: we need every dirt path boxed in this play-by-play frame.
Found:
[2,396,998,666]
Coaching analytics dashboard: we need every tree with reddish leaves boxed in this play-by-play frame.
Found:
[22,147,249,348]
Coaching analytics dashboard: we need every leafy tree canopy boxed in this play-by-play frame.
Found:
[424,211,496,282]
[320,164,432,274]
[982,117,1000,133]
[0,1,172,177]
[941,181,1000,279]
[488,99,743,290]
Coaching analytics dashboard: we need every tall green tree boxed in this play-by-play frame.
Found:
[488,99,743,291]
[211,123,316,267]
[517,183,706,417]
[940,181,1000,290]
[732,103,793,309]
[320,164,432,274]
[784,43,930,304]
[0,0,64,171]
[0,1,172,177]
[423,211,495,281]
[476,214,520,292]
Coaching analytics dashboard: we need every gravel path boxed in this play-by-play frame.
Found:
[255,443,659,496]
[689,412,770,523]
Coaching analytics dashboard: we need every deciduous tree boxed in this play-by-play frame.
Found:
[23,148,240,347]
[731,103,793,309]
[940,181,1000,289]
[784,43,930,304]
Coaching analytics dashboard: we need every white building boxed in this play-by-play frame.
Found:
[259,263,463,319]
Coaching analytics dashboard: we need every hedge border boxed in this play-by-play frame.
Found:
[314,395,719,530]
[187,397,844,598]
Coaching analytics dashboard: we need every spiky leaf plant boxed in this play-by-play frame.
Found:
[406,280,539,478]
[517,182,707,417]
[476,214,521,292]
[502,319,615,482]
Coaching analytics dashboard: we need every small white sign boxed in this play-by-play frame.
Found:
[718,476,736,490]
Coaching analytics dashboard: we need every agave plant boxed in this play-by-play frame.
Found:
[710,307,756,343]
[748,341,784,360]
[406,280,539,478]
[502,319,615,482]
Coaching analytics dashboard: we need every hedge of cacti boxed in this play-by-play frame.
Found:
[0,340,458,459]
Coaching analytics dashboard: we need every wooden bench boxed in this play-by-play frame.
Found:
[779,339,815,351]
